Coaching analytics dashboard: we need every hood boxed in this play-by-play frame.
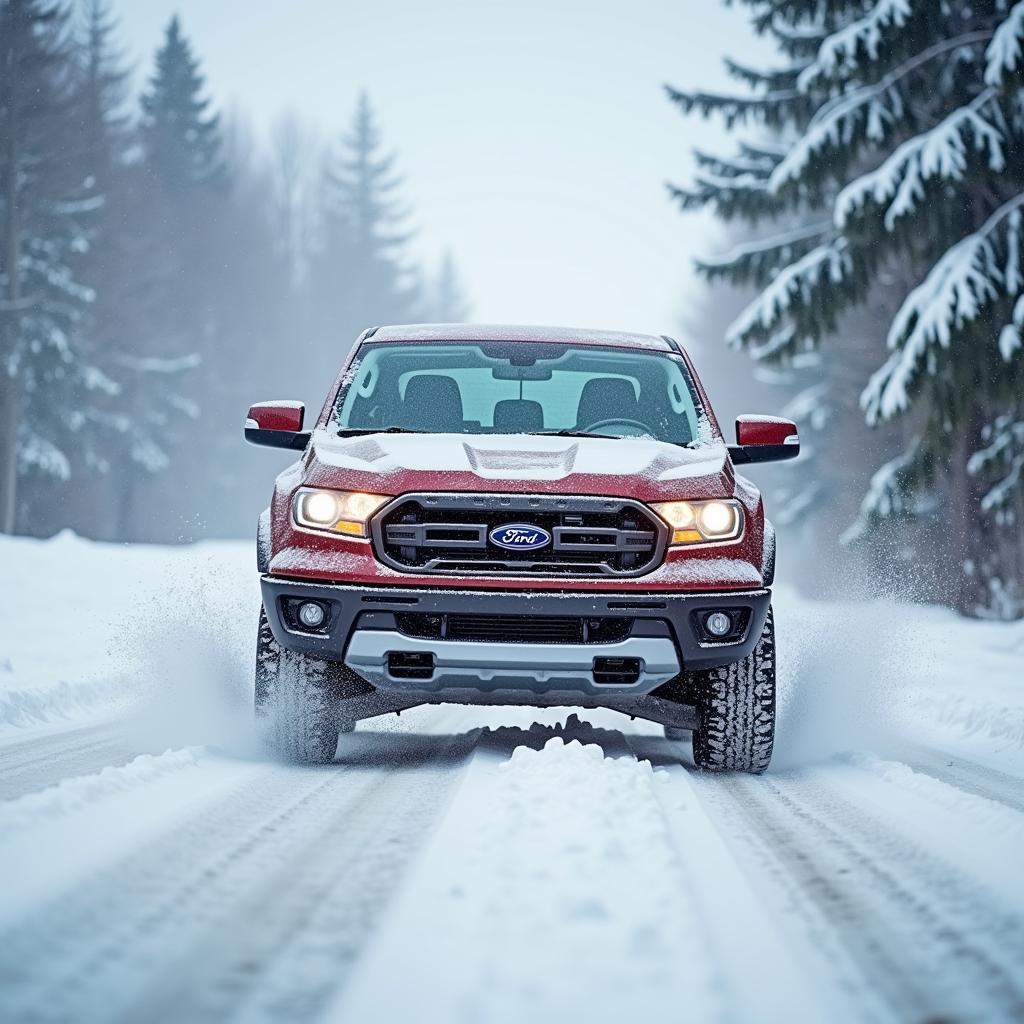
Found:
[302,430,734,500]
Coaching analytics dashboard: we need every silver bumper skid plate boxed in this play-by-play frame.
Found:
[344,631,680,694]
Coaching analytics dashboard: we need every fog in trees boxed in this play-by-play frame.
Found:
[0,3,468,542]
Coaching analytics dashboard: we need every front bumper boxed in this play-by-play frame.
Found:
[260,576,771,695]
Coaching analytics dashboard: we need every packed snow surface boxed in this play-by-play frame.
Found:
[2,533,1024,1023]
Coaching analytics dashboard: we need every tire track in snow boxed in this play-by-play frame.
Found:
[695,768,1024,1024]
[900,744,1024,814]
[0,720,142,801]
[0,722,478,1024]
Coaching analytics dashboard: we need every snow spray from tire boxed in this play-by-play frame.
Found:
[770,587,928,769]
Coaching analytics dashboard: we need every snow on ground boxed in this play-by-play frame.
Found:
[1,533,1023,1023]
[0,530,258,746]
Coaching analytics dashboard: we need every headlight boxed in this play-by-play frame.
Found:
[650,499,743,545]
[293,488,390,537]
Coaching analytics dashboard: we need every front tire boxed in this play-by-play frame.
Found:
[255,607,362,764]
[691,608,776,774]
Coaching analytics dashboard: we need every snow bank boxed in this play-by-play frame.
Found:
[0,748,202,835]
[0,532,258,747]
[848,752,1024,841]
[772,584,1024,765]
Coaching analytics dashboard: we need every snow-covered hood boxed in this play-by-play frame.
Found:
[302,429,734,500]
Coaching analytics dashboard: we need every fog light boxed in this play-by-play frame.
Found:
[705,611,732,637]
[297,601,326,629]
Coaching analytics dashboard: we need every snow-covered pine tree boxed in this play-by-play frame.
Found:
[123,15,228,540]
[62,2,202,540]
[312,92,422,350]
[668,0,1024,617]
[0,0,109,534]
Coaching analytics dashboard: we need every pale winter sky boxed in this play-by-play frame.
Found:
[117,1,765,338]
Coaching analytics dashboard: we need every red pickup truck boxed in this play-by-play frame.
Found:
[246,324,798,773]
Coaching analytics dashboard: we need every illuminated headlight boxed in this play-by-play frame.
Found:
[293,488,390,537]
[650,499,743,545]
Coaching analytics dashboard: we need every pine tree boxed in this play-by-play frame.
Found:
[140,15,222,191]
[0,0,106,533]
[313,92,421,345]
[77,5,199,540]
[427,250,471,322]
[117,15,226,540]
[669,0,1024,617]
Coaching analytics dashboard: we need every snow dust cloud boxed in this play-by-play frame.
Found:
[771,588,929,769]
[116,548,260,756]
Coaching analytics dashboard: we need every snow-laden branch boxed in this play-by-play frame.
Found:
[998,292,1024,361]
[862,193,1024,423]
[835,91,1004,230]
[771,31,994,191]
[700,220,830,269]
[985,1,1024,89]
[749,324,797,361]
[969,414,1024,514]
[726,240,850,346]
[798,0,912,92]
[17,430,71,481]
[692,171,770,193]
[840,437,924,544]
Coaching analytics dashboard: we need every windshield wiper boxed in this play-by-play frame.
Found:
[529,429,621,439]
[336,426,431,437]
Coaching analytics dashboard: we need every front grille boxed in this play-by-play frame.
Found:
[395,612,633,644]
[372,493,666,577]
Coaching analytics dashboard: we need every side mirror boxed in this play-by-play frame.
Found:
[244,401,311,451]
[728,415,799,465]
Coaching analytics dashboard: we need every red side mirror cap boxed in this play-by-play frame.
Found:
[245,401,310,450]
[736,415,798,447]
[730,415,799,465]
[247,401,305,432]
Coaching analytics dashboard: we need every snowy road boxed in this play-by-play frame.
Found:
[2,535,1023,1023]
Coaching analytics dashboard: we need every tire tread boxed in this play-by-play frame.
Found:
[691,608,776,774]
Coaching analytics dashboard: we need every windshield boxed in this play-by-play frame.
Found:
[333,342,708,445]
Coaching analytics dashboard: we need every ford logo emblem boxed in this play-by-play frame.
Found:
[489,523,552,552]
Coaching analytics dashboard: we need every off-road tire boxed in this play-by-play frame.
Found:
[691,608,775,774]
[255,607,364,764]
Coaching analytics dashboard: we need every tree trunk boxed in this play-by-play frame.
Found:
[0,50,20,535]
[948,413,990,617]
[0,367,17,533]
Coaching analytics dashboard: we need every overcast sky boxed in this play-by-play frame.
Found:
[116,1,763,338]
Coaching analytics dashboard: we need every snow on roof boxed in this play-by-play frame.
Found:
[369,323,676,351]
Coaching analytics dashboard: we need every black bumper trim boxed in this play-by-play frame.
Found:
[259,577,772,672]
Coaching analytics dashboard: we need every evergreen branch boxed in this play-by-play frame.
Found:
[726,239,850,347]
[834,90,1003,231]
[664,83,803,130]
[998,293,1024,361]
[693,147,778,175]
[840,436,932,543]
[798,0,912,92]
[724,57,804,90]
[771,30,995,191]
[698,220,831,277]
[985,1,1024,89]
[749,323,797,360]
[968,414,1024,514]
[863,192,1024,423]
